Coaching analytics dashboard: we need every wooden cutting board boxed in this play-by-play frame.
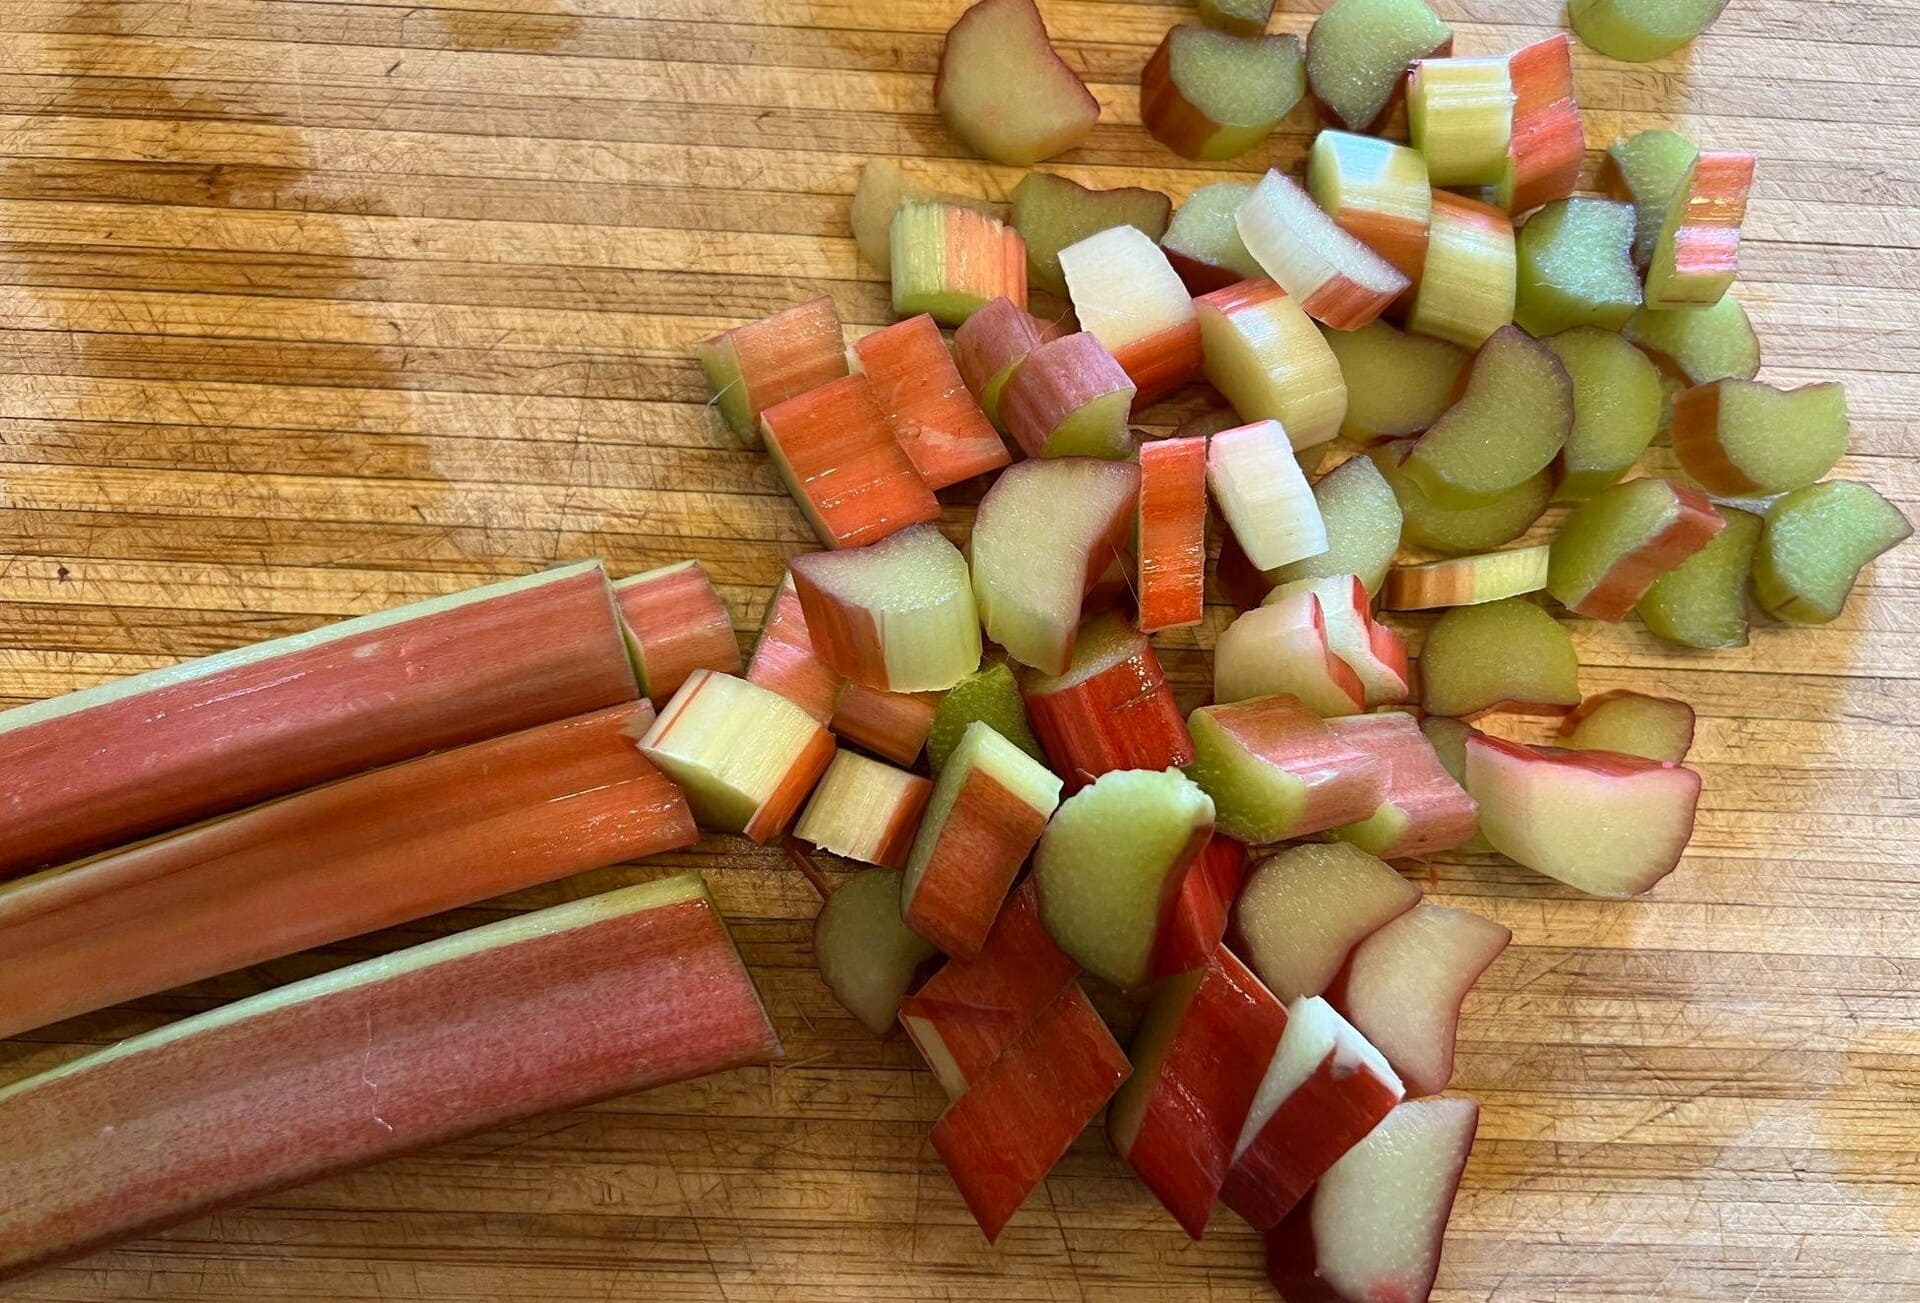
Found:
[0,1,1914,1298]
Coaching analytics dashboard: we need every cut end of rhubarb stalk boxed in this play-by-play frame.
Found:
[1402,326,1573,508]
[791,523,982,693]
[1420,597,1580,719]
[1327,712,1479,860]
[1383,545,1551,611]
[1751,481,1912,625]
[1215,591,1367,718]
[1548,476,1725,621]
[936,0,1100,166]
[1408,55,1515,188]
[1196,279,1348,449]
[1184,695,1386,845]
[1372,438,1552,555]
[1671,379,1849,497]
[851,313,1010,489]
[760,374,941,550]
[1141,25,1304,162]
[1560,690,1696,764]
[1000,332,1138,460]
[1236,842,1420,1002]
[1022,612,1195,791]
[795,750,934,870]
[1603,128,1699,269]
[699,297,849,443]
[1624,294,1760,387]
[1012,171,1173,296]
[1059,224,1202,408]
[1636,505,1763,648]
[1306,0,1453,133]
[891,201,1028,326]
[1271,454,1405,596]
[814,866,939,1035]
[616,560,741,706]
[1546,326,1664,502]
[1514,198,1642,337]
[1237,170,1410,330]
[1208,419,1330,569]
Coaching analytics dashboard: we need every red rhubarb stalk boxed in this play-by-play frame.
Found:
[1149,833,1250,980]
[1136,435,1210,632]
[746,574,846,723]
[852,313,1011,488]
[615,559,741,705]
[829,682,939,766]
[1020,612,1195,791]
[759,374,941,549]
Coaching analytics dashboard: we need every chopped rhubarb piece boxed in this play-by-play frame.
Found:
[1223,996,1405,1230]
[1371,438,1552,554]
[851,314,1009,489]
[746,574,844,722]
[901,882,1078,1097]
[1560,690,1696,763]
[1407,56,1515,187]
[953,295,1060,429]
[1383,544,1551,610]
[1515,198,1643,336]
[1021,613,1195,791]
[1215,591,1367,717]
[1162,181,1265,293]
[927,660,1048,775]
[637,670,836,842]
[1418,716,1495,852]
[795,750,934,869]
[891,201,1028,326]
[1624,293,1760,385]
[1322,321,1466,444]
[0,875,778,1280]
[0,560,640,881]
[1636,505,1763,648]
[1402,327,1573,508]
[1420,597,1580,718]
[1236,843,1420,1001]
[1136,434,1210,632]
[935,0,1099,166]
[932,982,1129,1242]
[791,524,981,693]
[1196,279,1348,449]
[616,560,740,706]
[1267,574,1410,706]
[904,722,1062,957]
[1643,151,1756,309]
[1265,1097,1479,1303]
[971,456,1139,674]
[1326,712,1479,859]
[1465,733,1701,896]
[814,866,938,1034]
[1185,695,1386,844]
[1569,0,1730,62]
[1141,25,1305,162]
[698,296,848,443]
[829,684,934,767]
[1012,172,1173,295]
[1672,379,1849,496]
[1059,224,1202,407]
[1603,128,1698,268]
[1150,834,1251,979]
[1306,0,1453,132]
[0,704,696,1042]
[1272,455,1405,595]
[1034,767,1216,988]
[1200,0,1274,37]
[1208,419,1329,569]
[1406,192,1515,349]
[1546,327,1664,501]
[1237,170,1410,330]
[849,160,995,275]
[760,374,941,550]
[1549,477,1725,620]
[1110,946,1288,1237]
[1307,131,1432,279]
[1330,903,1509,1095]
[1751,481,1913,625]
[1495,34,1584,216]
[1000,331,1138,459]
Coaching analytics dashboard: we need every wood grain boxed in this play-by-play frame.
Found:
[0,1,1915,1299]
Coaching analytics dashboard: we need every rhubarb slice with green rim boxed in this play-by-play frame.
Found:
[1635,505,1763,647]
[1568,0,1730,62]
[1326,712,1479,860]
[1546,326,1664,502]
[0,559,641,881]
[814,866,938,1034]
[927,660,1048,775]
[1011,171,1172,296]
[1269,454,1405,595]
[0,704,694,1043]
[1196,278,1349,450]
[615,560,741,706]
[1162,181,1265,293]
[1514,198,1643,336]
[1402,327,1574,508]
[1142,25,1304,162]
[1235,842,1420,1002]
[791,523,982,693]
[1184,695,1388,844]
[1751,481,1913,625]
[698,296,849,443]
[1020,612,1195,791]
[1305,0,1453,133]
[1671,379,1850,496]
[794,750,934,870]
[1321,321,1467,444]
[1548,477,1726,621]
[0,873,779,1282]
[1623,294,1761,385]
[1602,129,1698,268]
[1560,690,1696,763]
[1371,438,1552,554]
[1420,597,1580,718]
[1383,544,1551,610]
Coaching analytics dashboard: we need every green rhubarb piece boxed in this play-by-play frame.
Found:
[1417,716,1494,851]
[1185,700,1343,844]
[926,660,1048,775]
[1545,327,1663,501]
[1561,692,1695,763]
[1199,0,1275,38]
[1568,0,1730,62]
[1306,0,1453,132]
[1548,477,1722,619]
[1514,199,1643,336]
[1372,439,1552,554]
[1635,506,1762,648]
[1624,295,1760,385]
[1161,182,1265,286]
[890,201,1019,326]
[1321,320,1468,442]
[1674,380,1849,496]
[1420,598,1580,717]
[1147,26,1305,162]
[1401,327,1574,507]
[1751,482,1913,625]
[1012,172,1173,296]
[1604,130,1698,268]
[1268,455,1405,594]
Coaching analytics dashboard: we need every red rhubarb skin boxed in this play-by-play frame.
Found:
[932,982,1129,1242]
[1327,713,1479,859]
[616,561,742,705]
[1000,332,1137,458]
[759,374,942,549]
[904,768,1052,958]
[790,564,894,690]
[830,682,939,766]
[1137,436,1210,632]
[0,886,781,1280]
[854,313,1011,489]
[708,295,848,422]
[746,579,846,722]
[742,725,838,844]
[952,296,1060,403]
[901,882,1079,1097]
[1211,695,1389,836]
[0,704,698,1041]
[1504,34,1583,214]
[1221,1045,1405,1230]
[1023,635,1196,792]
[1300,273,1402,333]
[1140,32,1226,161]
[1572,481,1727,621]
[1115,319,1206,409]
[1149,834,1250,980]
[1120,946,1289,1238]
[1335,206,1429,283]
[0,563,640,880]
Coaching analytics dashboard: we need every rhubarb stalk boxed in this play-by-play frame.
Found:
[615,560,741,705]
